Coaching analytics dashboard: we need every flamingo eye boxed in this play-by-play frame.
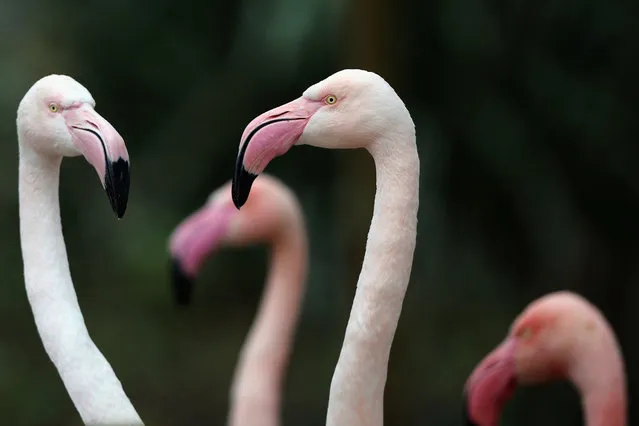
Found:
[518,327,533,340]
[48,103,59,113]
[324,95,337,105]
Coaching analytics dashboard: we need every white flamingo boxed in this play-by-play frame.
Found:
[17,75,143,425]
[231,69,419,426]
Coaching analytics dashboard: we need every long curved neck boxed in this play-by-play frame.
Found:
[228,216,308,426]
[571,324,626,426]
[326,127,419,426]
[18,144,143,425]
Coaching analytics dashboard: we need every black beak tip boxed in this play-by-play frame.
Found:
[231,165,258,210]
[104,158,130,219]
[171,258,194,306]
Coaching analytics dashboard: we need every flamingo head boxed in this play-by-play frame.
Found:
[231,69,413,209]
[463,291,605,426]
[168,174,302,305]
[17,74,130,218]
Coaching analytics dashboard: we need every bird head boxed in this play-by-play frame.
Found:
[17,74,130,218]
[231,69,414,209]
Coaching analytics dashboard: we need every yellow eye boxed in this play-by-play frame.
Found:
[324,95,337,105]
[518,327,533,340]
[48,104,58,113]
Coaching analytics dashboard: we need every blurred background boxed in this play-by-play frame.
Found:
[0,0,637,424]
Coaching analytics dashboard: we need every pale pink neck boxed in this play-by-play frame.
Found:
[326,128,419,426]
[571,326,626,426]
[227,214,308,426]
[18,144,142,424]
[583,387,626,426]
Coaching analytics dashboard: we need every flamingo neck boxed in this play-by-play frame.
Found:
[326,126,419,426]
[571,324,626,426]
[18,144,143,425]
[228,214,308,426]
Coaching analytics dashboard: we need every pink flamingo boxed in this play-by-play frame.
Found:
[231,69,419,426]
[17,75,143,424]
[464,291,627,426]
[169,174,308,426]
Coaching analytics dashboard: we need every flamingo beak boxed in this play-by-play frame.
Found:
[232,97,322,209]
[170,259,194,306]
[168,202,235,305]
[463,337,517,426]
[65,104,130,218]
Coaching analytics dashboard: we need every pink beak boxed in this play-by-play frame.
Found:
[463,337,517,426]
[168,201,236,305]
[231,97,322,209]
[65,104,130,218]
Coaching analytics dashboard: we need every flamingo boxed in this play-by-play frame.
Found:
[17,75,143,425]
[168,174,308,426]
[231,69,419,426]
[463,291,627,426]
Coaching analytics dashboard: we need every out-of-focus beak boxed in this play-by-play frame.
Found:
[463,337,517,426]
[170,258,194,306]
[66,104,130,218]
[167,202,235,306]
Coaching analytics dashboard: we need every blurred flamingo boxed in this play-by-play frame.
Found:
[464,291,626,426]
[230,69,419,426]
[169,174,308,426]
[16,75,143,424]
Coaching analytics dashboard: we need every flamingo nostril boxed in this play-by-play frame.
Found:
[485,359,498,370]
[84,119,99,130]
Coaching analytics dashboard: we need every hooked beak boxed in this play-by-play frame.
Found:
[231,97,322,209]
[66,104,130,218]
[168,202,235,306]
[170,258,194,306]
[463,337,517,426]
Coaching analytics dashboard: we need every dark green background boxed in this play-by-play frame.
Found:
[0,0,637,424]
